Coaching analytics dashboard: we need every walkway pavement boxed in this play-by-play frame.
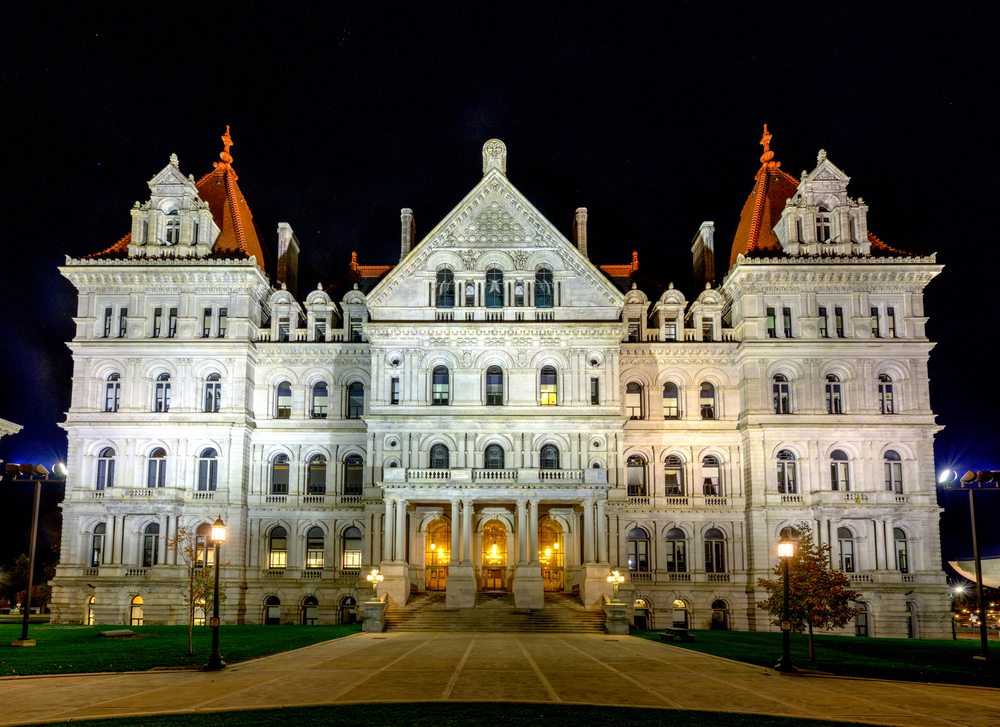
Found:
[2,632,999,726]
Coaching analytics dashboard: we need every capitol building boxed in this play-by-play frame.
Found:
[49,128,948,638]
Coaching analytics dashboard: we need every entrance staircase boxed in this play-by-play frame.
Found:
[385,592,606,633]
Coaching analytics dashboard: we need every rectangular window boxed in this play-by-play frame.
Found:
[192,219,200,245]
[202,307,212,338]
[702,320,714,342]
[766,307,776,338]
[390,377,400,405]
[627,318,640,342]
[314,320,326,341]
[782,307,792,338]
[818,307,828,338]
[167,308,178,338]
[278,317,290,342]
[834,307,844,338]
[887,306,896,337]
[103,307,113,338]
[218,308,228,338]
[870,307,880,337]
[152,307,163,337]
[664,322,677,341]
[117,307,128,338]
[590,377,600,406]
[91,534,104,567]
[350,316,363,342]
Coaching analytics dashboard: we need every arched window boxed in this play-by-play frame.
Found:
[302,595,319,625]
[830,450,850,491]
[485,365,504,405]
[346,382,365,419]
[197,448,218,491]
[626,455,647,497]
[343,454,363,496]
[275,381,292,419]
[432,366,450,405]
[141,523,159,567]
[146,447,167,488]
[154,373,171,412]
[627,527,649,572]
[464,281,475,307]
[430,444,450,470]
[816,207,832,242]
[165,208,181,245]
[270,454,290,495]
[704,527,726,573]
[311,382,329,419]
[203,373,221,413]
[825,374,843,414]
[539,366,558,406]
[195,523,214,568]
[305,526,324,569]
[878,374,895,414]
[711,599,730,630]
[264,595,281,624]
[772,374,791,414]
[774,449,798,494]
[664,454,684,495]
[535,266,554,308]
[307,454,327,494]
[662,382,680,419]
[539,444,560,470]
[85,595,96,625]
[665,527,687,573]
[91,523,106,567]
[436,268,455,308]
[485,267,504,308]
[855,602,869,637]
[884,450,903,493]
[625,382,643,420]
[129,595,144,626]
[96,447,115,490]
[484,444,504,469]
[268,527,288,568]
[342,526,363,569]
[702,455,721,496]
[105,373,121,412]
[894,528,909,573]
[837,527,855,572]
[699,382,716,419]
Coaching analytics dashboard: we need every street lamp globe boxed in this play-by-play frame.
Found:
[211,517,227,543]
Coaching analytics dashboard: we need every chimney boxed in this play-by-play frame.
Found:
[574,207,588,258]
[400,208,414,261]
[691,221,716,288]
[276,222,300,297]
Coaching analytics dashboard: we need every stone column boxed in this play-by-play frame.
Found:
[529,499,539,564]
[395,499,408,562]
[383,498,395,562]
[517,498,528,564]
[462,498,474,565]
[583,498,595,564]
[597,498,609,563]
[450,499,461,565]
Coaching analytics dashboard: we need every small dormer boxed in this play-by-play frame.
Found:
[775,150,871,256]
[687,284,725,342]
[622,284,650,342]
[127,155,219,259]
[342,286,369,343]
[304,284,339,341]
[267,285,304,342]
[652,284,687,342]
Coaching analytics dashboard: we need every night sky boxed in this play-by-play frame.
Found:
[2,4,998,569]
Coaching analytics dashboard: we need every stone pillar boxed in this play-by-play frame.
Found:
[462,499,474,565]
[517,498,528,564]
[395,499,408,562]
[447,498,477,608]
[529,499,540,564]
[583,498,595,564]
[514,497,544,609]
[450,499,461,565]
[596,498,609,563]
[383,499,395,562]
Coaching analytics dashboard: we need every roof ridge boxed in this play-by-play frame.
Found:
[867,231,913,256]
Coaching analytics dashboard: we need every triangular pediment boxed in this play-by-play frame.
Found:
[147,158,197,195]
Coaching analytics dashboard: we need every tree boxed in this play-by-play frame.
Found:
[168,526,223,655]
[757,522,861,661]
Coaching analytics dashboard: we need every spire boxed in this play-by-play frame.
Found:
[759,124,780,169]
[214,124,236,178]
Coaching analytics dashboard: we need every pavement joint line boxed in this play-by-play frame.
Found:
[514,635,560,702]
[336,634,438,693]
[441,633,477,700]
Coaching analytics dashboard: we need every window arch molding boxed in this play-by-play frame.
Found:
[139,360,178,381]
[476,251,515,272]
[191,357,229,380]
[663,453,686,496]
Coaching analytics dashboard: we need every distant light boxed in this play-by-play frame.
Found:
[778,541,795,559]
[53,463,68,477]
[938,469,958,485]
[954,585,966,595]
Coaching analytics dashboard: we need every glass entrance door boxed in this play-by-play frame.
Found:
[539,520,564,591]
[481,520,508,591]
[425,519,450,591]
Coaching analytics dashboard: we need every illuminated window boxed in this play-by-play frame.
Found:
[665,528,687,573]
[625,382,643,419]
[704,528,726,573]
[275,381,292,419]
[311,381,329,418]
[626,455,646,497]
[130,595,144,626]
[305,526,324,569]
[830,450,850,491]
[838,527,855,572]
[776,450,797,494]
[432,366,450,405]
[884,450,903,493]
[700,382,716,419]
[539,366,558,406]
[342,526,363,569]
[662,382,680,418]
[268,527,287,568]
[307,454,327,494]
[664,454,684,495]
[702,455,721,496]
[96,447,116,490]
[195,523,214,568]
[270,454,290,495]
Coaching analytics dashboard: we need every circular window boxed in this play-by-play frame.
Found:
[592,440,601,449]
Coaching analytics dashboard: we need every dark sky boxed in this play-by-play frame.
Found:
[2,3,998,566]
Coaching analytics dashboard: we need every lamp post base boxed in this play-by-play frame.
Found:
[774,658,798,673]
[205,655,227,671]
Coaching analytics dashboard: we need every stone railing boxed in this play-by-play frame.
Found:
[780,494,804,504]
[703,496,728,507]
[472,468,519,482]
[301,569,322,579]
[539,469,584,482]
[662,496,690,507]
[262,568,285,579]
[408,469,452,481]
[628,495,651,507]
[707,573,731,582]
[630,571,653,583]
[667,572,692,582]
[125,568,148,577]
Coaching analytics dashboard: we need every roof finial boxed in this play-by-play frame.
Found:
[759,124,779,168]
[482,139,507,175]
[220,125,234,166]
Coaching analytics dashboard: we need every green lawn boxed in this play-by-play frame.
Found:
[634,629,1000,687]
[0,623,360,676]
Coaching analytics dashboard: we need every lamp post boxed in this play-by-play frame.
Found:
[205,516,226,671]
[607,569,625,602]
[775,538,797,673]
[366,567,384,600]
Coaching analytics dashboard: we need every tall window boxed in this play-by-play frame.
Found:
[699,382,716,419]
[146,447,167,488]
[870,307,880,337]
[130,596,144,626]
[834,306,844,337]
[816,208,832,242]
[154,373,171,412]
[218,307,228,337]
[271,454,290,495]
[772,374,791,414]
[202,307,213,338]
[165,210,181,244]
[539,444,560,470]
[884,450,903,493]
[539,366,557,406]
[91,523,106,567]
[103,306,113,337]
[203,373,222,412]
[485,267,504,308]
[275,381,292,419]
[514,281,525,306]
[432,366,450,405]
[626,455,647,497]
[626,527,649,572]
[825,374,843,414]
[96,447,115,490]
[167,307,178,337]
[535,266,554,308]
[152,307,163,337]
[311,382,329,418]
[625,382,643,419]
[484,444,504,469]
[662,382,680,419]
[268,527,288,568]
[343,454,363,496]
[142,523,160,567]
[878,374,894,414]
[894,528,909,573]
[590,377,600,405]
[118,307,128,338]
[305,527,325,569]
[782,307,793,338]
[485,366,503,405]
[704,528,726,573]
[837,527,856,572]
[830,450,850,491]
[436,268,455,308]
[429,444,450,470]
[307,454,327,494]
[664,454,684,495]
[766,307,776,338]
[342,526,363,569]
[195,523,214,568]
[195,448,218,491]
[776,450,797,494]
[665,528,687,572]
[818,306,829,338]
[702,455,721,496]
[464,281,475,307]
[346,382,365,419]
[390,377,400,405]
[105,373,121,412]
[702,319,715,342]
[887,306,897,337]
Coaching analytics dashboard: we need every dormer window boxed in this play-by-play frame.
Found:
[535,267,554,308]
[816,208,832,242]
[436,268,455,308]
[485,267,504,308]
[165,210,180,246]
[514,282,525,307]
[465,282,475,307]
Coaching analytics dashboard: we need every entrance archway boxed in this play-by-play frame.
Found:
[339,596,357,624]
[539,520,564,591]
[671,598,689,628]
[425,519,450,591]
[301,596,318,625]
[264,595,281,625]
[634,598,651,629]
[481,520,508,591]
[711,599,729,630]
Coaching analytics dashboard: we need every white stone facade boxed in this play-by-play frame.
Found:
[50,138,948,638]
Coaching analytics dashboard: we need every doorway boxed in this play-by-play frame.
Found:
[425,519,450,591]
[539,520,564,591]
[481,520,508,591]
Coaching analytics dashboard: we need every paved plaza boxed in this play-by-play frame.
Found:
[1,632,999,725]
